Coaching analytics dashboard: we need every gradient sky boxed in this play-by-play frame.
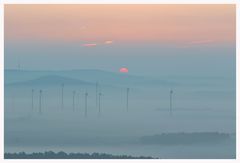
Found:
[5,4,235,44]
[4,4,236,77]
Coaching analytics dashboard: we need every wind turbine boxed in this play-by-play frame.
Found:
[98,88,102,116]
[85,91,88,117]
[96,82,98,109]
[73,90,76,111]
[31,89,34,111]
[39,90,42,114]
[126,88,130,112]
[77,90,81,111]
[17,58,21,71]
[11,94,15,111]
[170,89,173,116]
[61,83,64,110]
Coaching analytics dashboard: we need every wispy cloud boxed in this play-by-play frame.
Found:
[104,40,113,44]
[82,43,97,47]
[82,40,114,47]
[178,39,214,48]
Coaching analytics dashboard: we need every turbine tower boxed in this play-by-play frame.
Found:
[126,88,130,112]
[31,89,34,111]
[11,95,15,111]
[96,82,98,109]
[85,91,88,117]
[17,58,21,71]
[78,90,81,111]
[73,90,76,111]
[39,90,42,114]
[170,89,173,115]
[98,91,102,116]
[61,83,64,109]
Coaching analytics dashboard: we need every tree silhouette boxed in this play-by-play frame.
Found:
[4,151,156,159]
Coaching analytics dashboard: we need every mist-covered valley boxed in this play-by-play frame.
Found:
[4,69,236,158]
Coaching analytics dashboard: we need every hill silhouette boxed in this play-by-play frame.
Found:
[6,75,94,86]
[5,69,176,86]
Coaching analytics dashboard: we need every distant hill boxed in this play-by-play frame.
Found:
[5,151,157,159]
[5,75,94,86]
[5,69,176,86]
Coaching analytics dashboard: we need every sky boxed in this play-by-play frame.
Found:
[4,4,236,77]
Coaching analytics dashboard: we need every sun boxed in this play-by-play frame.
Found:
[119,67,129,73]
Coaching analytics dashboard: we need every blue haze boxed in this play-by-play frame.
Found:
[4,41,236,158]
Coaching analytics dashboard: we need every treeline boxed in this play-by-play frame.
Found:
[5,151,157,159]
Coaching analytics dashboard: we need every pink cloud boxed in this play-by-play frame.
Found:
[82,43,97,47]
[104,40,113,44]
[82,40,113,47]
